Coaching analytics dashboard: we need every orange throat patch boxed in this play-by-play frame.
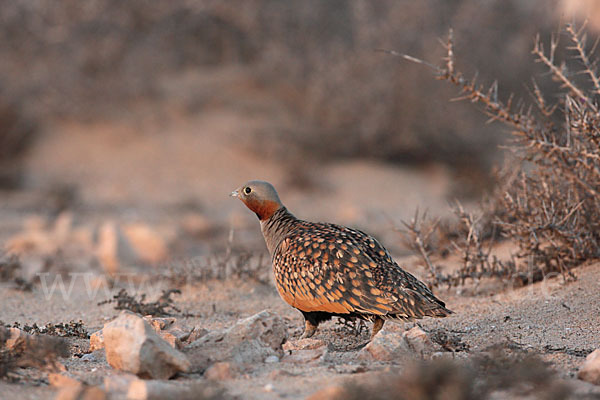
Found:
[243,198,281,220]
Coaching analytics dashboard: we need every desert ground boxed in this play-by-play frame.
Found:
[1,110,599,399]
[1,2,600,399]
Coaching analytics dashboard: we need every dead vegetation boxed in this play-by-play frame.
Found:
[338,347,571,400]
[0,255,33,291]
[399,23,600,288]
[9,321,88,339]
[98,288,183,317]
[164,232,272,286]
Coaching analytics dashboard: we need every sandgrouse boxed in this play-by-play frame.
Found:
[231,180,452,340]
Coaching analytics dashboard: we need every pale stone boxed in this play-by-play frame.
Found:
[358,331,412,361]
[89,330,104,352]
[306,385,349,400]
[126,380,221,400]
[204,362,237,380]
[122,223,168,264]
[283,338,326,351]
[403,326,433,354]
[102,311,190,379]
[55,386,107,400]
[579,349,600,385]
[48,373,81,388]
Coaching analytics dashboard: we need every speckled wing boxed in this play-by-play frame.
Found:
[272,222,451,320]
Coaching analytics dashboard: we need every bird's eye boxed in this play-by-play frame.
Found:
[244,187,252,194]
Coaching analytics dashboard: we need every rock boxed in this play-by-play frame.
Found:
[48,373,81,388]
[403,326,433,354]
[229,338,279,364]
[5,327,27,350]
[579,349,600,385]
[143,316,177,332]
[180,213,215,237]
[267,369,297,380]
[55,386,107,400]
[358,331,413,361]
[102,311,190,379]
[187,327,208,343]
[89,330,104,352]
[186,311,288,369]
[264,355,280,363]
[204,362,238,380]
[122,223,168,264]
[283,338,326,351]
[307,385,350,400]
[168,327,192,344]
[282,348,326,364]
[126,380,223,400]
[103,374,140,394]
[224,310,287,353]
[358,327,441,361]
[81,353,98,362]
[157,331,182,349]
[141,317,190,349]
[96,220,135,275]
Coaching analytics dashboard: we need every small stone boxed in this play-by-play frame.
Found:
[282,348,326,364]
[48,373,81,388]
[267,369,297,380]
[186,311,288,368]
[204,362,237,381]
[81,353,97,362]
[96,220,135,275]
[264,355,280,363]
[6,327,27,349]
[225,310,287,352]
[125,379,224,400]
[158,331,182,349]
[55,386,107,400]
[103,374,140,394]
[578,349,600,385]
[187,328,208,343]
[358,331,412,361]
[283,338,326,351]
[143,316,176,332]
[102,311,190,379]
[89,330,104,352]
[181,213,214,237]
[403,326,434,354]
[306,385,349,400]
[122,223,168,264]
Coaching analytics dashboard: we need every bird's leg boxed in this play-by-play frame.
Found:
[300,319,318,339]
[370,318,385,340]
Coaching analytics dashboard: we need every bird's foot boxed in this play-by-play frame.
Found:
[370,318,385,341]
[300,320,318,339]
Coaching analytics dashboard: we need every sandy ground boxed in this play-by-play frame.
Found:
[1,113,599,399]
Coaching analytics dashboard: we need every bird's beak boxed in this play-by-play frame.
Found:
[230,189,240,198]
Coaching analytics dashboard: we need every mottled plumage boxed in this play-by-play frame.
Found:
[232,180,452,339]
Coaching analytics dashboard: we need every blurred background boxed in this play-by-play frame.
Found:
[0,0,596,273]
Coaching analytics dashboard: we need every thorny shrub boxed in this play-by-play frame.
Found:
[400,24,600,287]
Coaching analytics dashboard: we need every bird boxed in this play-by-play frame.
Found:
[231,180,452,340]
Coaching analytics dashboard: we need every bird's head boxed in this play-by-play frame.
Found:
[231,180,283,220]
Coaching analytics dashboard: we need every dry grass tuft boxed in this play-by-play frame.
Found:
[399,24,600,287]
